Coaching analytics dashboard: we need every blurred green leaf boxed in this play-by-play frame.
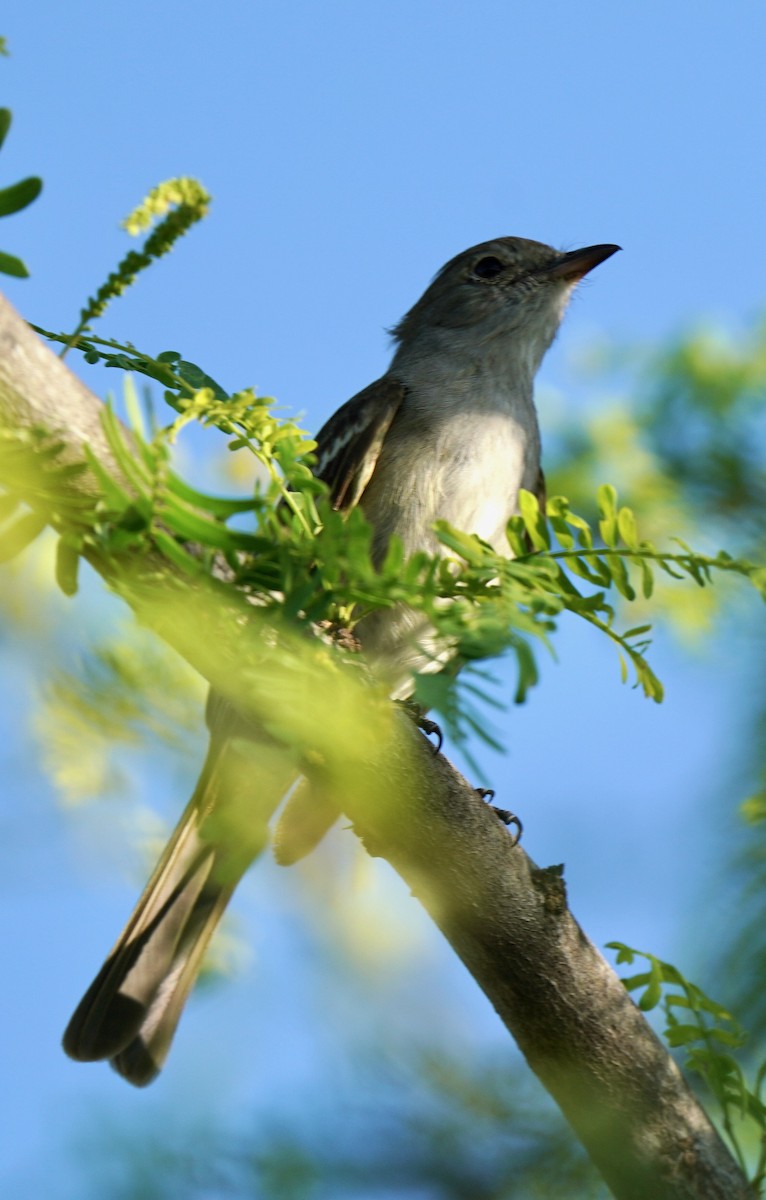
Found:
[0,249,28,277]
[0,174,42,216]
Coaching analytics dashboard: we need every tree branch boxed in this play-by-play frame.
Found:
[341,735,751,1199]
[0,292,751,1199]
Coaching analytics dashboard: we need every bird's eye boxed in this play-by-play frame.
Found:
[472,256,506,279]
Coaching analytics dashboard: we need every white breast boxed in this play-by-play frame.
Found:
[428,407,534,551]
[357,378,541,696]
[362,381,540,563]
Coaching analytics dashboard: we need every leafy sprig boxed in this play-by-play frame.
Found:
[3,345,763,747]
[58,178,210,356]
[610,942,766,1187]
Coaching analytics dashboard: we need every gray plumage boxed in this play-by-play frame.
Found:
[62,236,619,1084]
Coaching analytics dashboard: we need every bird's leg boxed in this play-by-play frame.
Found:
[476,788,523,846]
[397,699,443,753]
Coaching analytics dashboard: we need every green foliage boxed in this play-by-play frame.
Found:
[741,790,766,826]
[0,104,42,277]
[35,624,204,806]
[550,320,766,636]
[551,320,766,1069]
[2,336,764,750]
[640,325,766,526]
[610,942,766,1188]
[58,178,210,354]
[20,170,761,749]
[11,195,766,750]
[0,426,95,548]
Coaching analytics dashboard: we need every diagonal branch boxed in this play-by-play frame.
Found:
[0,291,751,1199]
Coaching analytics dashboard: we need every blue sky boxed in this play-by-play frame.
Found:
[2,3,766,1194]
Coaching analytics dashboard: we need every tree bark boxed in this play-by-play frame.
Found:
[0,292,752,1200]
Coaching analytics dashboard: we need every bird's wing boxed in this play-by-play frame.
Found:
[314,376,406,513]
[533,465,547,513]
[270,378,406,867]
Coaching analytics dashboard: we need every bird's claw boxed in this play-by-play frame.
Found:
[416,715,443,754]
[476,788,523,846]
[397,701,443,754]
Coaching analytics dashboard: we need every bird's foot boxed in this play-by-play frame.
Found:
[397,700,443,753]
[476,788,523,846]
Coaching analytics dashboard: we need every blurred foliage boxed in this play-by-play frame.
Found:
[548,320,766,1054]
[4,356,762,772]
[71,1048,606,1200]
[549,322,766,632]
[35,623,204,807]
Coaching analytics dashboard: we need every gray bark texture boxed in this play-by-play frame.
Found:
[0,292,753,1199]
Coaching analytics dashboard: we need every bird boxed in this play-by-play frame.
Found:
[62,236,619,1085]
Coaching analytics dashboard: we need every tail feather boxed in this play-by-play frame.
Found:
[63,731,290,1084]
[109,866,237,1086]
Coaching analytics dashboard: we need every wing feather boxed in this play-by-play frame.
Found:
[314,377,406,512]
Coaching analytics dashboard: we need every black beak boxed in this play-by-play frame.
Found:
[546,243,621,282]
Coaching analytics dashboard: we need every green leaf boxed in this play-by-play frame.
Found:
[152,528,207,573]
[547,500,575,550]
[158,494,258,550]
[0,509,48,562]
[518,488,550,551]
[505,515,529,557]
[617,506,639,550]
[637,556,654,598]
[638,959,663,1010]
[619,971,653,992]
[665,1024,704,1047]
[597,483,618,514]
[655,557,686,581]
[0,249,28,278]
[83,446,136,512]
[165,471,258,518]
[100,406,154,500]
[609,554,636,601]
[434,521,489,565]
[0,175,42,217]
[705,1028,747,1048]
[566,554,612,587]
[176,359,228,400]
[512,638,539,703]
[381,531,405,575]
[606,942,635,965]
[597,483,619,547]
[55,536,81,596]
[0,109,11,151]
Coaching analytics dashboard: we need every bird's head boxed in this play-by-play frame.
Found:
[391,237,620,376]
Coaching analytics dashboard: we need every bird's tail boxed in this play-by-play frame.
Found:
[62,733,289,1086]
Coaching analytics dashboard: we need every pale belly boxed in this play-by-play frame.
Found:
[363,408,538,558]
[357,408,540,697]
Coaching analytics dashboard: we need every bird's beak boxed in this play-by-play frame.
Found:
[546,243,621,282]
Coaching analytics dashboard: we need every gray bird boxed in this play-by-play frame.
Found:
[62,236,619,1085]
